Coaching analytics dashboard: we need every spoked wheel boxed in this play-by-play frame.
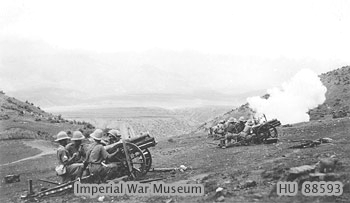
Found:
[143,149,152,174]
[111,142,146,180]
[257,124,278,143]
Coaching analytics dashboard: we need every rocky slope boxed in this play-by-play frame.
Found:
[309,66,350,120]
[196,103,256,132]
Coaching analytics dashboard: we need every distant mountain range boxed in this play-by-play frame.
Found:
[3,39,335,110]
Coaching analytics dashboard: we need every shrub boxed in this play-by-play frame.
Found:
[332,110,347,119]
[0,115,10,120]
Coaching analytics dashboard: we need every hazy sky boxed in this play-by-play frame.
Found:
[1,0,349,100]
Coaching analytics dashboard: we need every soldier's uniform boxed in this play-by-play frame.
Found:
[208,127,213,136]
[240,120,254,141]
[236,116,246,132]
[106,129,122,145]
[55,132,83,183]
[227,119,254,144]
[66,131,87,163]
[216,120,226,148]
[224,117,238,146]
[66,143,87,163]
[86,129,119,183]
[211,126,218,137]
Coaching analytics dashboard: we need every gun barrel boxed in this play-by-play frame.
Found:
[127,135,150,144]
[266,119,281,127]
[137,138,156,150]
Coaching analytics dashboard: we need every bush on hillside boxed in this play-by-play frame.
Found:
[332,110,348,119]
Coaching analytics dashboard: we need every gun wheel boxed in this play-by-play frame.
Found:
[111,142,146,180]
[257,124,278,143]
[143,149,152,174]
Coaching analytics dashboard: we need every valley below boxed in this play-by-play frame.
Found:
[52,106,232,140]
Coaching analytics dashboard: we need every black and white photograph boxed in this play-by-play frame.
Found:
[0,0,349,202]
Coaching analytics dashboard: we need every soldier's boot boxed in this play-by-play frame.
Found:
[217,137,222,147]
[226,137,232,147]
[220,140,226,149]
[218,140,223,147]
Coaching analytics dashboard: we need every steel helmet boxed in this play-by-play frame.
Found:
[228,117,237,123]
[247,119,254,126]
[239,116,245,122]
[219,119,225,124]
[55,131,70,142]
[108,129,121,138]
[90,129,103,140]
[71,131,85,140]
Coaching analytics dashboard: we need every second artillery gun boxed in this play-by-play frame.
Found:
[228,118,281,145]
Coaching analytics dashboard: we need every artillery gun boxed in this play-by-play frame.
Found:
[21,133,157,200]
[225,118,281,146]
[105,133,157,179]
[250,119,281,144]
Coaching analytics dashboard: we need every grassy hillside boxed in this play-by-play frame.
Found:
[0,91,94,140]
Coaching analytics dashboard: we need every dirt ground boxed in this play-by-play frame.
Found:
[0,140,42,166]
[0,140,56,166]
[0,117,349,203]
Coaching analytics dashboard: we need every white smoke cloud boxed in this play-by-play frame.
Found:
[247,69,327,124]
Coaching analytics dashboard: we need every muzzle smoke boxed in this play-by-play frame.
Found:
[247,69,327,124]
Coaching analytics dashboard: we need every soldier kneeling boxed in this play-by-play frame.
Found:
[55,131,84,183]
[85,129,120,183]
[215,120,226,148]
[225,119,254,147]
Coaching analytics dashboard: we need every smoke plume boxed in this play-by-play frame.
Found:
[247,69,327,124]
